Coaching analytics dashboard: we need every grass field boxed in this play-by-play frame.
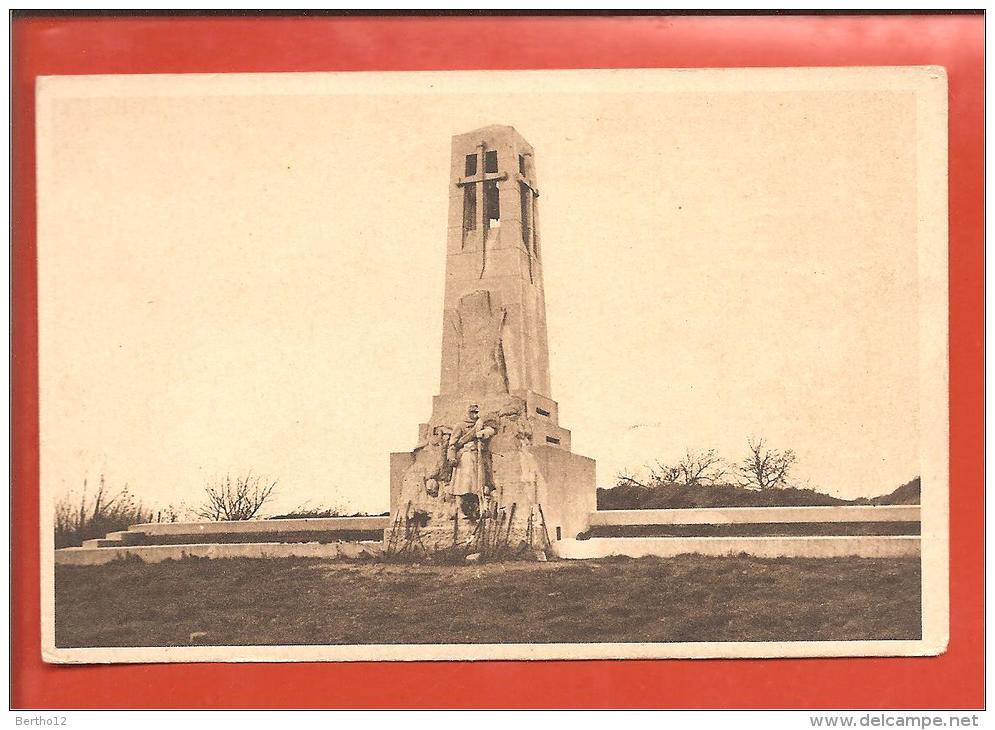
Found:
[55,554,921,647]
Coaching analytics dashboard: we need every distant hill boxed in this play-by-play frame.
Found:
[597,477,920,510]
[871,477,921,506]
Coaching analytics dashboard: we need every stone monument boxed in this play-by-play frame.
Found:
[389,125,596,553]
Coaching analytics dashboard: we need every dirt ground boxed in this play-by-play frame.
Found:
[55,554,921,647]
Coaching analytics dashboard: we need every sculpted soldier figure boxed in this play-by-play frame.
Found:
[422,426,454,498]
[446,403,497,518]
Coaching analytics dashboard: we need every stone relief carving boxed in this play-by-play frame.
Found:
[395,396,544,536]
[497,401,533,445]
[401,398,531,511]
[421,426,453,498]
[450,290,509,397]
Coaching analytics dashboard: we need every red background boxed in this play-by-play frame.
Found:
[10,14,984,709]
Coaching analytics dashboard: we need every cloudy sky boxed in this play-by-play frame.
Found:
[38,69,926,516]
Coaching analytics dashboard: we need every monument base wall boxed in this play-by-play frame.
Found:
[389,451,415,515]
[388,437,596,551]
[531,445,596,540]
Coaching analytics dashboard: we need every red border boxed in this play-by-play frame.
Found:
[11,14,984,709]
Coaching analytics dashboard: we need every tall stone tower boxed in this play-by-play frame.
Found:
[389,125,595,549]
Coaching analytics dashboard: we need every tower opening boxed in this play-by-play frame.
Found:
[531,198,540,257]
[484,180,500,226]
[462,184,477,232]
[520,182,531,246]
[465,153,477,176]
[484,150,498,174]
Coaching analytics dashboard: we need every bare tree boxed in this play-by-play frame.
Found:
[651,449,727,487]
[196,472,278,521]
[737,438,796,490]
[649,460,683,484]
[615,469,648,489]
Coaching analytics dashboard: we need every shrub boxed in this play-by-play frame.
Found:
[269,505,345,519]
[598,481,852,510]
[597,479,919,510]
[269,499,390,520]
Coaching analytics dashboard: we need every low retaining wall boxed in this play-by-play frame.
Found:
[583,522,920,538]
[56,540,383,567]
[85,527,384,548]
[589,505,920,526]
[555,535,920,560]
[129,516,391,536]
[62,509,922,563]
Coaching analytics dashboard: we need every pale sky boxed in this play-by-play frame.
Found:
[38,70,924,516]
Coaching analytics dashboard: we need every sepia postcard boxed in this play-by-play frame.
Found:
[36,66,948,663]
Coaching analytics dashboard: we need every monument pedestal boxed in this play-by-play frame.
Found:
[389,396,595,551]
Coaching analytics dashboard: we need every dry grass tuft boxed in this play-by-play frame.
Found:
[54,475,178,549]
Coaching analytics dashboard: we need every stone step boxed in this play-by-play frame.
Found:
[110,528,384,546]
[76,519,390,550]
[105,530,147,545]
[128,515,390,536]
